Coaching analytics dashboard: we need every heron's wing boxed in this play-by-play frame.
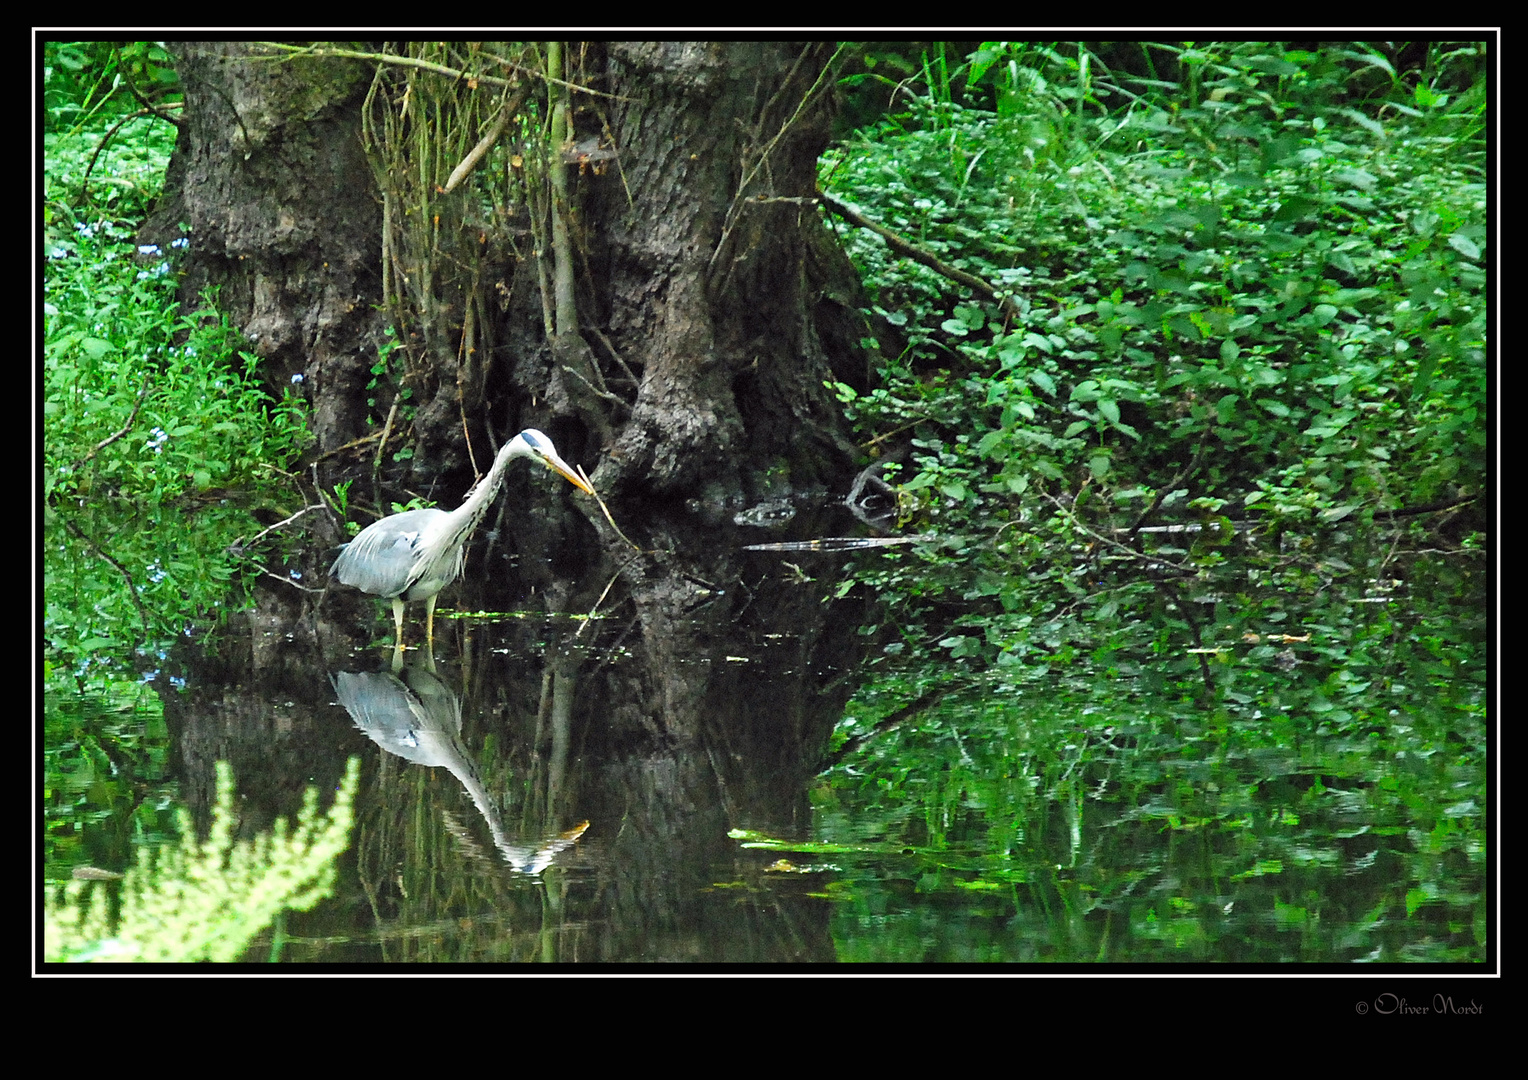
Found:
[331,508,447,598]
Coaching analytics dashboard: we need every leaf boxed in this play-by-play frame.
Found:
[953,304,986,330]
[997,339,1027,367]
[1345,50,1396,78]
[966,43,1004,86]
[80,336,115,359]
[949,636,982,658]
[1273,196,1318,223]
[1339,107,1386,138]
[1333,168,1376,191]
[1326,251,1358,277]
[1409,353,1439,402]
[1447,232,1480,260]
[977,429,1006,458]
[1245,54,1300,77]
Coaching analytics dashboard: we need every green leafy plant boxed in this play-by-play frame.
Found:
[45,759,361,963]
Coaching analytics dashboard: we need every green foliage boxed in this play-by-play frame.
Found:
[44,282,308,505]
[43,90,313,696]
[365,325,418,463]
[45,759,361,963]
[824,39,1484,674]
[43,41,180,132]
[43,41,182,245]
[820,41,1486,959]
[815,665,1483,960]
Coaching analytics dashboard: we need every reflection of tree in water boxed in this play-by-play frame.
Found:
[551,503,866,961]
[155,460,872,960]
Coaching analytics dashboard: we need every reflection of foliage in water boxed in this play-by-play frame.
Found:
[815,680,1483,961]
[45,759,360,963]
[45,686,180,879]
[816,41,1486,961]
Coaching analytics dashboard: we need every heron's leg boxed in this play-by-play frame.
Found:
[424,593,438,648]
[392,596,407,649]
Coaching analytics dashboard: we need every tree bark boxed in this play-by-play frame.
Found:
[589,41,859,502]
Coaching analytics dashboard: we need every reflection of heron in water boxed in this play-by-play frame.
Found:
[331,430,593,650]
[331,664,588,874]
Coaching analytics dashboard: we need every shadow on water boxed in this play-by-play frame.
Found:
[161,488,873,962]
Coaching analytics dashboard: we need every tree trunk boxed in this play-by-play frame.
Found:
[586,41,859,502]
[151,40,864,505]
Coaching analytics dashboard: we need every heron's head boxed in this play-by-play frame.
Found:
[511,429,595,495]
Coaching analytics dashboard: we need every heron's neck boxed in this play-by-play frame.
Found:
[452,439,524,535]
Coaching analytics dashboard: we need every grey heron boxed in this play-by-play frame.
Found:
[330,429,593,649]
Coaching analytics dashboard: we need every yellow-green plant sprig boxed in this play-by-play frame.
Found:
[44,757,362,963]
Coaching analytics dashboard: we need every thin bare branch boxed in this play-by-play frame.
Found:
[576,465,640,552]
[230,503,327,554]
[77,375,153,466]
[255,42,629,101]
[443,91,521,193]
[820,190,1023,320]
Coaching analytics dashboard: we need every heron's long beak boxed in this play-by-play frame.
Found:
[542,451,595,495]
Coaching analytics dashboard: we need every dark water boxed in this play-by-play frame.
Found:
[45,487,1488,965]
[52,490,873,962]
